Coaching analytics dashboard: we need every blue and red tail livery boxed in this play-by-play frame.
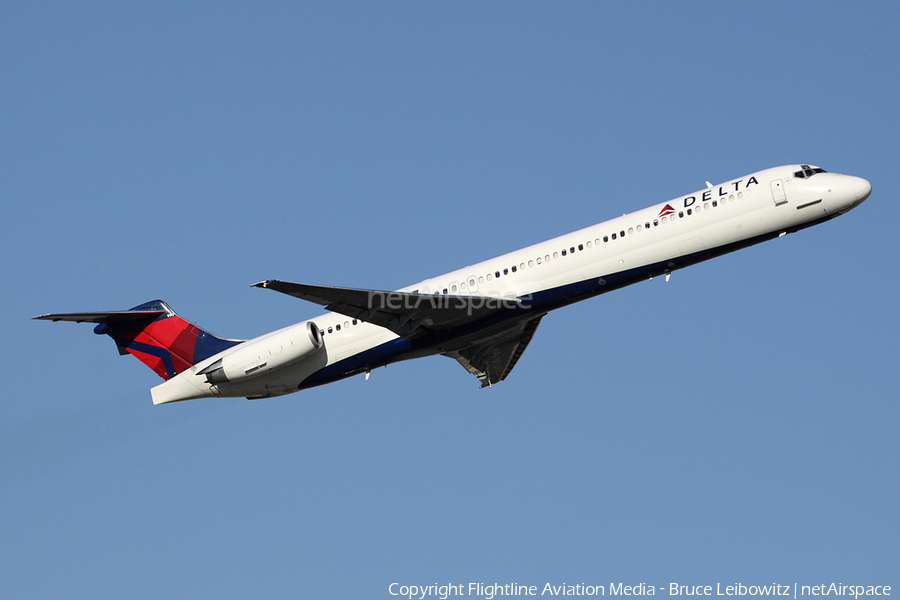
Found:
[36,300,242,380]
[93,300,242,380]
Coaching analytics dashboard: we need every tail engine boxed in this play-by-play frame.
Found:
[198,320,323,385]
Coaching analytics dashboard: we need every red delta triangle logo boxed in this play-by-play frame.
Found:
[658,204,676,218]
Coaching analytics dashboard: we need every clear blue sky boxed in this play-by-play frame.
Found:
[2,2,897,598]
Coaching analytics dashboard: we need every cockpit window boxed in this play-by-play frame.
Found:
[794,165,827,179]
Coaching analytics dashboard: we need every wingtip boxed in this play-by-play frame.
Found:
[250,281,271,288]
[32,314,62,322]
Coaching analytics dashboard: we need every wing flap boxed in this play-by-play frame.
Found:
[445,315,544,387]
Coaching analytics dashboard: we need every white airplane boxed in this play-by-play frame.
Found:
[36,165,871,405]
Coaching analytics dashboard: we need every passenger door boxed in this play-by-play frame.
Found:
[770,179,787,206]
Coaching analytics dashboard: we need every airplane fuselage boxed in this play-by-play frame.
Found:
[45,164,870,404]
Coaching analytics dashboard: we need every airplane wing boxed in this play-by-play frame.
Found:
[253,280,524,340]
[444,315,544,387]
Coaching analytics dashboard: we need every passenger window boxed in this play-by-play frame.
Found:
[460,282,466,290]
[737,192,743,199]
[687,209,692,215]
[586,241,592,248]
[496,271,501,278]
[511,266,517,273]
[578,244,583,251]
[528,260,534,267]
[327,327,333,334]
[478,276,484,284]
[678,211,684,218]
[645,222,650,229]
[503,268,508,275]
[352,319,358,325]
[628,227,634,234]
[520,263,525,270]
[487,274,492,281]
[611,233,616,240]
[595,238,601,245]
[451,284,458,292]
[603,236,608,242]
[712,201,717,207]
[637,225,642,232]
[562,249,567,256]
[553,252,559,259]
[545,254,551,262]
[570,247,575,253]
[653,220,658,226]
[620,230,625,237]
[443,288,448,294]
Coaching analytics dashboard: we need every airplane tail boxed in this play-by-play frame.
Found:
[34,300,242,380]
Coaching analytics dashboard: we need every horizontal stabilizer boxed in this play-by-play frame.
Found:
[33,310,165,325]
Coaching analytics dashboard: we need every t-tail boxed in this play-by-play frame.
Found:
[33,300,242,380]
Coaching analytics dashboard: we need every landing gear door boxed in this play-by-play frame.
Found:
[771,179,787,206]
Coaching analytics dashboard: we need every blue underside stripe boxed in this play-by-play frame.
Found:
[297,218,839,391]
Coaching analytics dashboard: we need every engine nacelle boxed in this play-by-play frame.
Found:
[199,320,323,385]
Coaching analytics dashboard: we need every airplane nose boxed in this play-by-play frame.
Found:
[852,177,872,202]
[829,174,871,214]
